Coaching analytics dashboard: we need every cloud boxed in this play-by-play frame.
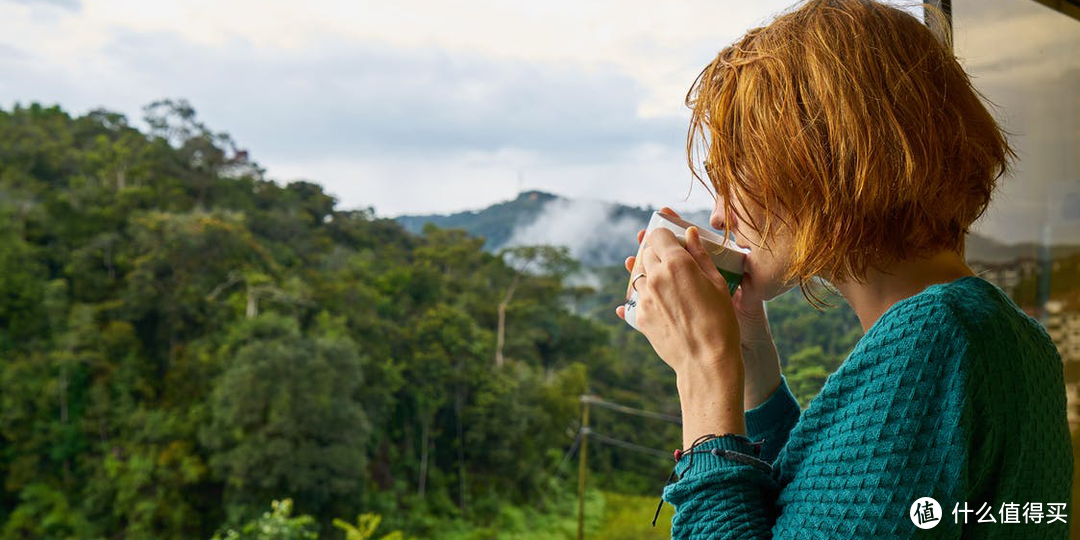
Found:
[504,197,646,267]
[0,24,700,215]
[4,0,80,11]
[950,0,1080,245]
[265,140,720,217]
[0,0,1071,245]
[96,30,685,162]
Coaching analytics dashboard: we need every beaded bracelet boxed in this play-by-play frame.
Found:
[651,433,771,527]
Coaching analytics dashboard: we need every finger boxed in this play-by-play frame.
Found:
[615,304,626,320]
[630,266,651,296]
[685,227,716,276]
[624,255,636,273]
[644,227,685,260]
[734,269,765,305]
[659,206,682,219]
[637,228,646,244]
[640,242,663,275]
[731,282,768,326]
[687,226,730,293]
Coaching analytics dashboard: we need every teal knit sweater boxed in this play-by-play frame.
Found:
[661,276,1073,538]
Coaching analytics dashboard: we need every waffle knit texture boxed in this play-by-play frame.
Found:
[661,275,1074,538]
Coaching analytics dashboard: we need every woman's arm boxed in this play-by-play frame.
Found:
[743,373,800,465]
[626,226,970,537]
[662,306,971,539]
[661,436,780,539]
[736,294,801,465]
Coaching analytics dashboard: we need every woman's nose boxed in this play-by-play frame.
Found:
[711,205,736,231]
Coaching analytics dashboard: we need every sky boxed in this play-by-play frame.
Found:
[950,0,1080,245]
[1,0,1076,244]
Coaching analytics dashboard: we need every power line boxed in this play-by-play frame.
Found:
[574,393,679,538]
[586,429,671,459]
[538,428,584,505]
[550,428,583,480]
[580,395,682,425]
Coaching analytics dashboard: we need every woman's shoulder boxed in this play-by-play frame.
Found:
[914,275,1068,440]
[859,275,1055,357]
[849,276,979,360]
[841,274,1062,384]
[814,274,1063,418]
[934,275,1062,368]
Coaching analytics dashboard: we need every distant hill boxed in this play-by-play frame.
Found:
[396,190,712,267]
[965,234,1080,264]
[396,191,561,250]
[395,190,1080,267]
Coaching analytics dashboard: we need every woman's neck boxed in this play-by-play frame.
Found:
[827,249,976,334]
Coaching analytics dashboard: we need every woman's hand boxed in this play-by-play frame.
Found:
[617,207,782,413]
[615,207,746,447]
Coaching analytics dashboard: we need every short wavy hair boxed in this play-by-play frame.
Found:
[686,0,1015,309]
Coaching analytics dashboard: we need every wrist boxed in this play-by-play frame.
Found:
[676,367,746,449]
[679,408,746,449]
[741,345,781,410]
[675,353,744,402]
[738,325,781,411]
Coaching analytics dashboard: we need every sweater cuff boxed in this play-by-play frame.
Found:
[674,436,763,479]
[744,373,800,439]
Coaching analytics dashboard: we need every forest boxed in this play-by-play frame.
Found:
[0,100,866,539]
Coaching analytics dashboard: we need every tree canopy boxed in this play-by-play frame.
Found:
[0,101,864,539]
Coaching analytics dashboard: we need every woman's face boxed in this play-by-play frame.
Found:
[710,191,798,301]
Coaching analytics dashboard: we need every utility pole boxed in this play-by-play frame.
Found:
[577,395,591,540]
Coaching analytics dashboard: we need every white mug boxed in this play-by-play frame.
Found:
[624,211,749,331]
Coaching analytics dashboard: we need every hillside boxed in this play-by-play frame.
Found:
[4,101,1070,540]
[396,190,561,250]
[396,191,710,267]
[396,191,1080,267]
[0,103,688,538]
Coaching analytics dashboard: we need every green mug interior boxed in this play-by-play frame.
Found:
[717,267,743,297]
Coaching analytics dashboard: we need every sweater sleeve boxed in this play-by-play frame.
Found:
[744,373,801,465]
[662,307,970,539]
[662,435,781,539]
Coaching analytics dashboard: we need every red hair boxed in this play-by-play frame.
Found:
[686,0,1015,308]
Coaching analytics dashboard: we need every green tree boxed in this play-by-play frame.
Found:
[201,312,370,522]
[494,245,579,368]
[785,345,844,406]
[0,100,884,539]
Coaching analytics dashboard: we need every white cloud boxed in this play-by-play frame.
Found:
[504,197,645,265]
[266,142,715,216]
[0,0,1072,245]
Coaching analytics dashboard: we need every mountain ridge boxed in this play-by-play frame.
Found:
[395,190,1079,267]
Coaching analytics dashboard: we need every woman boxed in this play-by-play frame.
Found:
[615,0,1073,537]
